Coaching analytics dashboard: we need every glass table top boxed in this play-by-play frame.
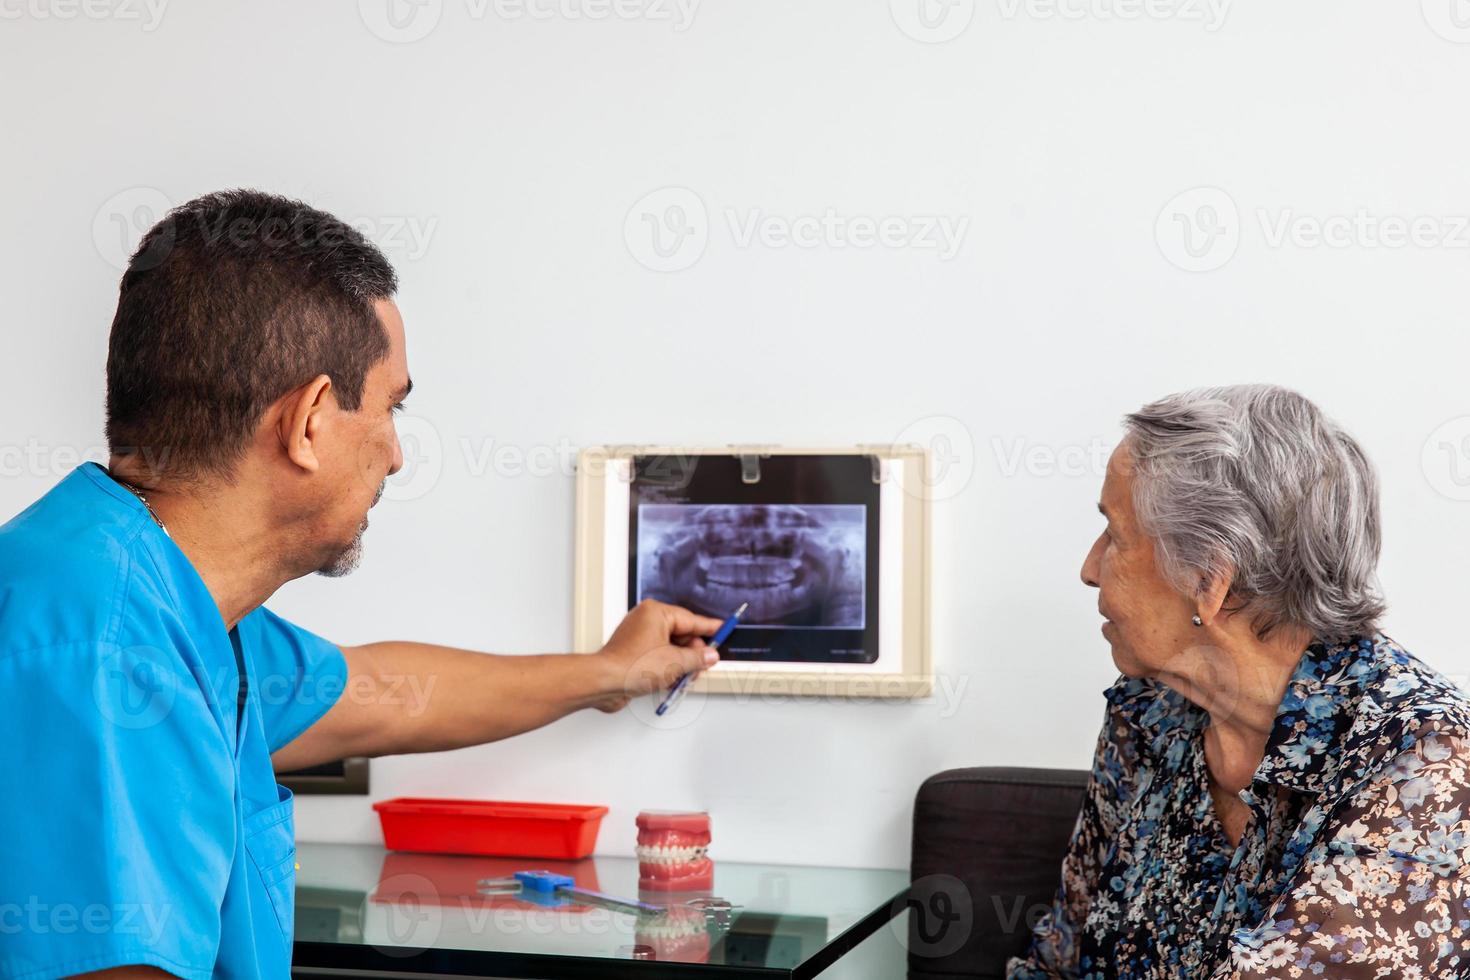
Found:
[293,842,909,978]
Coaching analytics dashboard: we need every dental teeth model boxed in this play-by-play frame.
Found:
[636,811,714,892]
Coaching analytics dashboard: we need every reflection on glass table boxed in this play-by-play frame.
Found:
[292,842,909,979]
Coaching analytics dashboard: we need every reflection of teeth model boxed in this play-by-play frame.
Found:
[637,907,704,940]
[635,903,711,964]
[636,844,710,863]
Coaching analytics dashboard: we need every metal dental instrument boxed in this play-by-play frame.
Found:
[475,871,742,937]
[476,871,666,915]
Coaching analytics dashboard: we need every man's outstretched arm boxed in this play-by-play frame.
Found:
[270,600,722,770]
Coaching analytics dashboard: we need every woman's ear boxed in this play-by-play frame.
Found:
[277,374,333,473]
[1195,564,1234,627]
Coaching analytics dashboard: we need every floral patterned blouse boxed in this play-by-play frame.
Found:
[1008,633,1470,979]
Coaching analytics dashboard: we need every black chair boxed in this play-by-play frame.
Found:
[907,767,1089,980]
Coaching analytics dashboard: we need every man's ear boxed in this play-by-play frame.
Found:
[277,374,334,473]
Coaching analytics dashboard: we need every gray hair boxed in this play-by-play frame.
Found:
[1122,384,1384,643]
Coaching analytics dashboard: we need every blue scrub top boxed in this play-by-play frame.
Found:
[0,464,347,980]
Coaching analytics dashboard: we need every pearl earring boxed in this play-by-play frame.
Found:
[1191,615,1204,627]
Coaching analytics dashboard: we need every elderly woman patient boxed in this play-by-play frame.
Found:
[1010,385,1470,979]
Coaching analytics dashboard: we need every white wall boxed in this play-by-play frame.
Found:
[4,0,1470,872]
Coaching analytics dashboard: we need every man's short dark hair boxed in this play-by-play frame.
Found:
[106,189,399,479]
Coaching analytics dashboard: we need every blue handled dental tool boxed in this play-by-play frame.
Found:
[477,871,667,915]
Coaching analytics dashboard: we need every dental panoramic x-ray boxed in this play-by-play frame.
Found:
[628,454,880,665]
[636,504,866,629]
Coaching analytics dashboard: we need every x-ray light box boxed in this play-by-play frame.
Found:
[573,447,932,699]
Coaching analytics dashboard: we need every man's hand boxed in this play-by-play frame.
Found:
[271,599,727,769]
[592,599,725,713]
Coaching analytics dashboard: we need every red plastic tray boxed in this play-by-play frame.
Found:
[373,797,608,859]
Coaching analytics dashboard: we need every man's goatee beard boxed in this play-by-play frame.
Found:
[317,480,385,578]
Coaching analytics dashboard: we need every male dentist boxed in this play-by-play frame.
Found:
[0,189,723,980]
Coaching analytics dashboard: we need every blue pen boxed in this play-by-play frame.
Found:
[655,602,747,716]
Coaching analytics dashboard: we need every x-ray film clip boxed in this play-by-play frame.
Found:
[856,443,925,484]
[727,447,773,485]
